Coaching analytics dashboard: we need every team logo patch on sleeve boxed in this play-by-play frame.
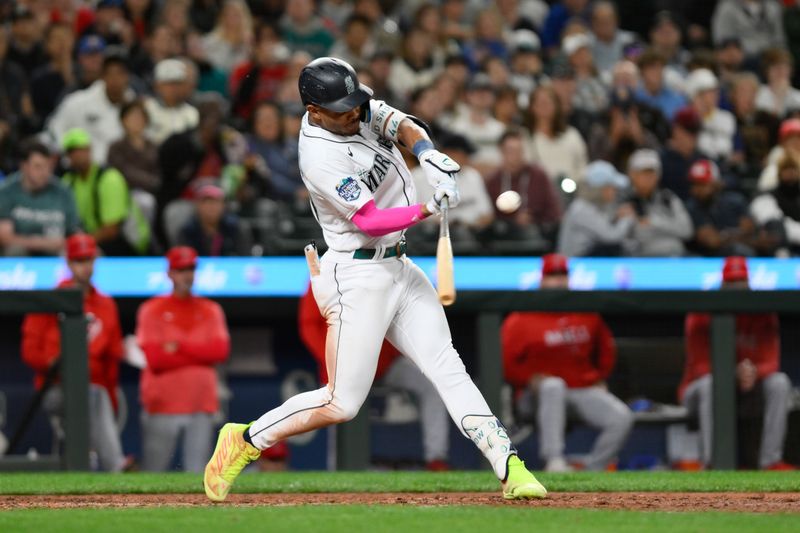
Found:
[336,177,362,201]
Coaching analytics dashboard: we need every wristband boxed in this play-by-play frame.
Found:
[412,139,435,158]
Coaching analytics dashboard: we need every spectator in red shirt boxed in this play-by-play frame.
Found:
[136,246,231,472]
[502,254,633,472]
[298,284,450,470]
[21,234,126,471]
[681,256,795,470]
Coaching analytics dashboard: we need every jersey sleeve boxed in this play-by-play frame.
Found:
[304,154,373,220]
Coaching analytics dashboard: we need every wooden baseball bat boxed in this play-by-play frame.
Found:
[437,197,456,306]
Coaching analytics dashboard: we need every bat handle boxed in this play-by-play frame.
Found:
[440,197,450,238]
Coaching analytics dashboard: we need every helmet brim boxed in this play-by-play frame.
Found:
[318,84,374,113]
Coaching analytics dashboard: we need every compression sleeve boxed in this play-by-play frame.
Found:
[352,200,425,237]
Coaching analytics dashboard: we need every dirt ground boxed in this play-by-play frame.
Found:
[1,492,799,513]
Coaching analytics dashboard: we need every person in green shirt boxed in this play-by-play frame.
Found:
[0,139,79,256]
[61,128,151,256]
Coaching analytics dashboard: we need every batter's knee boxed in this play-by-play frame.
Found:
[330,396,365,423]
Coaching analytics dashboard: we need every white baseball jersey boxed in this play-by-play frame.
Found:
[298,100,417,252]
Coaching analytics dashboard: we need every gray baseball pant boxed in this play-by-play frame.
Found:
[140,412,214,472]
[519,377,634,470]
[682,372,792,468]
[44,384,126,472]
[381,356,449,462]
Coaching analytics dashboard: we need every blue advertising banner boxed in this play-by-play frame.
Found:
[0,256,798,296]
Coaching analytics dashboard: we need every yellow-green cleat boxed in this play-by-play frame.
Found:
[204,423,261,502]
[502,455,548,500]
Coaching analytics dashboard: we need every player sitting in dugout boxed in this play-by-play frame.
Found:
[680,256,795,471]
[502,253,634,472]
[298,284,451,471]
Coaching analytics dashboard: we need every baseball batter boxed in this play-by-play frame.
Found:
[204,58,546,501]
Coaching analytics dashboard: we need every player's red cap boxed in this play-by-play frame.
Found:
[66,234,97,261]
[167,246,198,270]
[722,256,748,283]
[688,159,720,184]
[779,118,800,142]
[541,253,569,276]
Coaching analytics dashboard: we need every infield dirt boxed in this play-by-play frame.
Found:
[1,492,799,513]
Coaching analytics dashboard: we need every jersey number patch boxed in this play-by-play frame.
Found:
[336,177,362,202]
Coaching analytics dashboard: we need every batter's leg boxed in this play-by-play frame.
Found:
[141,412,182,471]
[758,372,791,468]
[385,261,543,498]
[682,375,713,466]
[182,413,215,473]
[536,377,568,465]
[381,357,450,463]
[567,386,634,470]
[247,261,394,449]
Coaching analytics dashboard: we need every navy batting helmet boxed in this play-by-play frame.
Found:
[298,57,373,112]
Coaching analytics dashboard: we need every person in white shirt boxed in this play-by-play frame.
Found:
[144,59,199,145]
[755,48,800,119]
[448,74,506,174]
[686,68,738,162]
[589,1,636,75]
[46,50,134,165]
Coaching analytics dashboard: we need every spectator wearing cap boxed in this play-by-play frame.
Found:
[21,234,127,471]
[279,0,334,58]
[730,73,781,179]
[6,4,47,79]
[30,25,82,121]
[136,246,231,472]
[562,32,609,115]
[229,23,289,122]
[412,133,494,231]
[107,99,160,224]
[540,0,592,53]
[660,107,703,201]
[682,257,794,470]
[685,159,765,257]
[61,128,151,256]
[502,254,633,472]
[588,1,636,75]
[178,182,247,255]
[0,140,79,256]
[621,148,693,256]
[144,59,199,145]
[388,27,443,105]
[508,30,548,108]
[448,73,505,173]
[758,118,800,191]
[82,0,133,48]
[712,0,786,59]
[526,84,588,190]
[750,155,800,253]
[635,49,687,121]
[755,48,800,118]
[558,161,635,257]
[47,50,134,164]
[686,68,739,163]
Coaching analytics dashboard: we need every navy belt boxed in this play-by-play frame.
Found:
[353,239,407,260]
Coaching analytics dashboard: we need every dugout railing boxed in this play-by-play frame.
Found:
[2,289,796,471]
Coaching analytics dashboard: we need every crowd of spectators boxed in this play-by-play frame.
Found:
[3,1,800,258]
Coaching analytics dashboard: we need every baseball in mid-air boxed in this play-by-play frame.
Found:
[495,190,522,213]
